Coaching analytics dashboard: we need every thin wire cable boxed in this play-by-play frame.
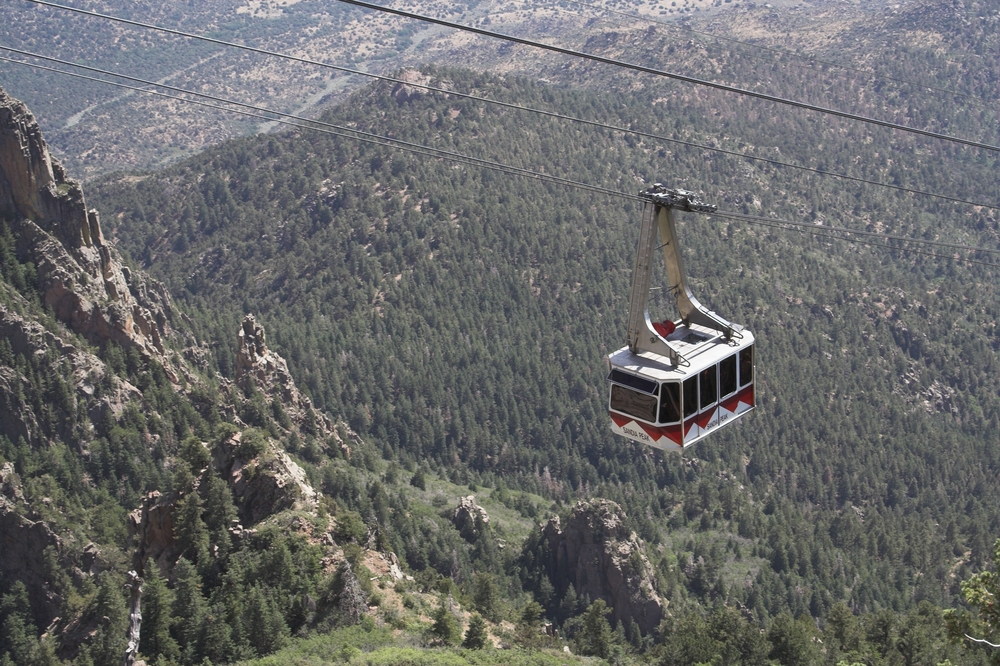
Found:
[331,0,1000,153]
[11,6,998,209]
[0,54,635,201]
[723,215,1000,268]
[4,53,998,268]
[711,210,1000,256]
[535,0,998,107]
[22,0,1000,153]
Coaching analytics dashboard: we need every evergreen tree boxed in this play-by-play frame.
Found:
[201,602,236,663]
[472,572,502,623]
[578,599,614,660]
[557,584,579,625]
[244,586,289,657]
[172,558,206,665]
[767,613,820,666]
[430,595,461,646]
[201,473,237,559]
[174,489,210,568]
[462,612,489,650]
[89,572,128,666]
[139,565,179,663]
[0,581,38,665]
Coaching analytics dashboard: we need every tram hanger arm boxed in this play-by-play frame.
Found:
[626,186,742,365]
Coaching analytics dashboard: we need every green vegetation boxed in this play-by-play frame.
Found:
[80,52,1000,660]
[2,0,1000,659]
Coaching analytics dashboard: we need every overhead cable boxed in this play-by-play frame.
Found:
[723,214,1000,268]
[0,54,633,201]
[535,0,997,107]
[711,210,1000,257]
[15,4,999,208]
[330,0,1000,154]
[3,53,997,267]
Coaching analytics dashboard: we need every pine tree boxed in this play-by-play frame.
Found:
[472,573,502,623]
[430,595,461,646]
[174,489,210,567]
[90,572,128,666]
[0,581,38,665]
[201,473,236,558]
[578,599,614,660]
[139,565,179,662]
[463,613,489,649]
[557,584,579,624]
[172,557,206,664]
[244,586,289,656]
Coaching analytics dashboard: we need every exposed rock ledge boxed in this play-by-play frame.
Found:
[541,499,664,635]
[0,86,172,358]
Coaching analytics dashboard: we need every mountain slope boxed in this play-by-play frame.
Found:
[90,62,1000,635]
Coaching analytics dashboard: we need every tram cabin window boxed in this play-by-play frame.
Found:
[659,382,681,424]
[683,377,698,418]
[610,384,657,422]
[608,369,659,395]
[700,365,718,410]
[719,354,737,398]
[739,346,754,387]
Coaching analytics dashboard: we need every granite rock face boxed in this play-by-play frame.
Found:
[0,463,63,628]
[0,301,141,446]
[0,87,172,357]
[541,499,664,635]
[236,313,354,455]
[453,495,490,541]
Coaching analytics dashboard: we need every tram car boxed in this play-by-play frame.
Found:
[608,185,755,450]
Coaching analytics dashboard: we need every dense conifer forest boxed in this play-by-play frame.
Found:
[81,52,1000,661]
[3,0,1000,661]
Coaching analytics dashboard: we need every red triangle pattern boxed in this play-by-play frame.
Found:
[610,412,632,428]
[609,412,683,445]
[721,384,755,414]
[695,409,715,429]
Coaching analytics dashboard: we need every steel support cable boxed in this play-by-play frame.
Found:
[710,209,1000,256]
[330,0,1000,154]
[3,54,998,267]
[13,44,1000,220]
[0,54,635,201]
[10,9,999,210]
[531,0,998,108]
[23,0,1000,153]
[722,215,1000,268]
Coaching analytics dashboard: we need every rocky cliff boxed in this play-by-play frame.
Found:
[236,313,353,455]
[0,87,172,358]
[0,88,363,660]
[0,462,63,629]
[539,499,664,635]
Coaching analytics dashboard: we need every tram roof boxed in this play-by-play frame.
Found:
[608,322,755,381]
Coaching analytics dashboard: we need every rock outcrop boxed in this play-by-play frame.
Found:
[128,491,179,577]
[236,314,352,455]
[540,499,664,635]
[129,429,322,575]
[0,300,141,446]
[0,463,64,628]
[453,495,490,541]
[213,429,319,525]
[392,69,432,105]
[0,87,172,357]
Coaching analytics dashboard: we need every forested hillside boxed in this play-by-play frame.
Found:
[2,0,999,661]
[87,42,1000,660]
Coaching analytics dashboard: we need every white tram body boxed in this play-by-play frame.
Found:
[608,185,755,450]
[608,323,755,450]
